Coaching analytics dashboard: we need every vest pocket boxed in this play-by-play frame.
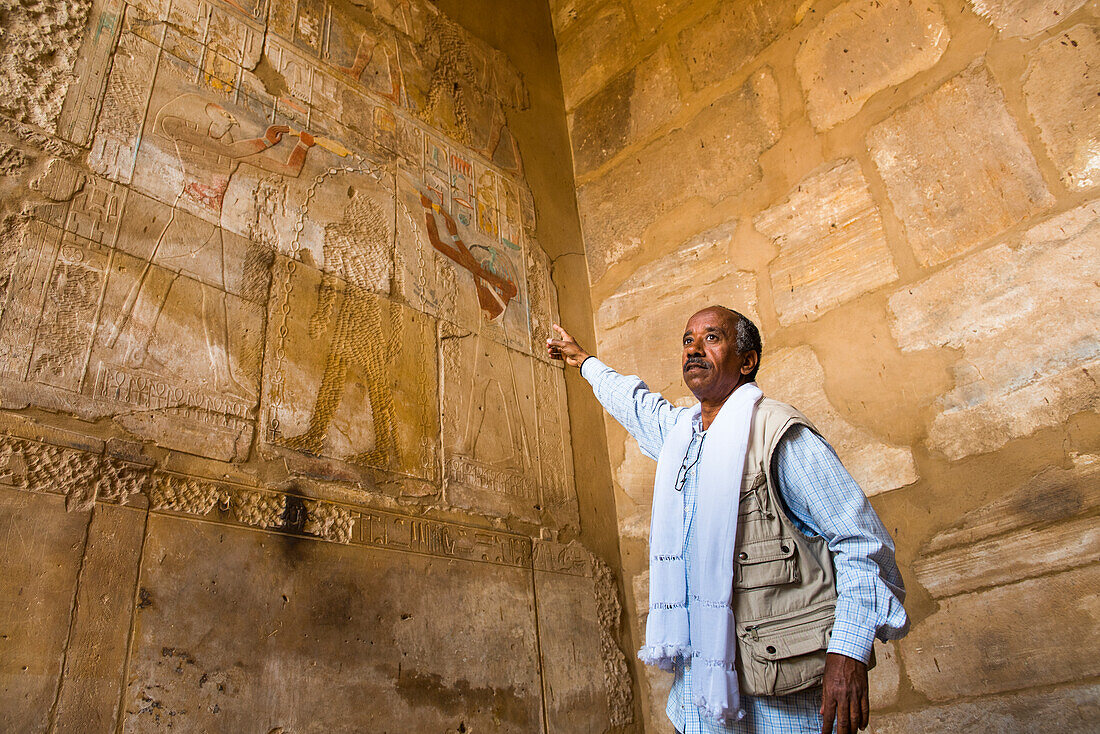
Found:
[734,536,800,589]
[737,601,835,696]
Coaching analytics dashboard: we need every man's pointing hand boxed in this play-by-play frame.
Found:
[546,324,590,368]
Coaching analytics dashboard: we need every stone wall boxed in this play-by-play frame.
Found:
[0,0,636,731]
[552,0,1100,731]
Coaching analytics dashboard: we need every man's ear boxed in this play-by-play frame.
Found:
[741,350,759,375]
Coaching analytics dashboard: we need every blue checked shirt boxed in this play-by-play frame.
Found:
[581,358,909,734]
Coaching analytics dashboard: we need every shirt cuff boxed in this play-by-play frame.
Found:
[827,616,876,665]
[579,355,606,382]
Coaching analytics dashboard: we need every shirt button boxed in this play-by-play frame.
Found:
[738,552,748,560]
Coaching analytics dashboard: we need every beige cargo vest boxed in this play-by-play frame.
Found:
[731,398,865,697]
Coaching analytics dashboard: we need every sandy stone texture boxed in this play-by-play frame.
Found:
[0,0,93,129]
[0,489,89,733]
[914,454,1100,598]
[123,514,543,732]
[569,46,681,175]
[676,1,801,90]
[629,0,695,32]
[889,200,1100,460]
[578,68,781,284]
[869,641,901,710]
[967,0,1088,38]
[595,221,758,394]
[754,159,899,325]
[556,1,636,109]
[796,0,950,131]
[439,322,544,523]
[867,64,1054,267]
[1023,23,1100,191]
[900,564,1100,701]
[869,681,1100,734]
[758,346,918,496]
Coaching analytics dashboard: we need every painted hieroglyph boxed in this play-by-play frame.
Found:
[0,0,577,525]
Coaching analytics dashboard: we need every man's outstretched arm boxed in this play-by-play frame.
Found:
[546,324,682,459]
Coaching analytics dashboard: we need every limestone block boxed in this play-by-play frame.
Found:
[867,64,1054,267]
[0,0,93,130]
[889,201,1100,460]
[0,488,88,733]
[87,29,160,185]
[676,1,801,90]
[870,681,1100,734]
[614,433,658,540]
[533,542,632,730]
[869,640,900,710]
[122,513,543,732]
[629,0,695,32]
[548,0,582,36]
[260,256,439,483]
[796,0,949,131]
[967,0,1088,38]
[395,165,532,355]
[57,0,126,146]
[557,2,635,109]
[758,346,918,495]
[900,564,1100,700]
[578,69,781,283]
[753,160,899,324]
[534,361,580,529]
[569,46,681,175]
[1023,24,1100,190]
[52,504,146,734]
[914,454,1100,598]
[439,322,541,522]
[596,221,758,394]
[526,245,561,365]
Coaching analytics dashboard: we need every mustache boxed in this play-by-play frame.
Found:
[684,358,710,370]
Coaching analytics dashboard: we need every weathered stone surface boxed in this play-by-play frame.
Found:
[870,682,1100,734]
[557,2,636,109]
[676,1,800,91]
[796,0,949,130]
[1023,24,1100,190]
[440,322,542,522]
[901,564,1100,700]
[534,361,580,529]
[578,69,781,283]
[753,160,899,324]
[596,221,757,394]
[889,201,1100,460]
[0,0,93,130]
[0,488,88,733]
[967,0,1088,38]
[533,541,631,731]
[914,454,1100,598]
[261,256,439,485]
[869,641,901,710]
[123,513,543,732]
[758,346,918,495]
[629,0,694,32]
[52,503,146,734]
[867,64,1054,266]
[614,431,659,540]
[569,46,681,174]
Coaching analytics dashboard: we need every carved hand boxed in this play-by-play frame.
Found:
[264,124,290,145]
[546,323,590,368]
[820,652,870,734]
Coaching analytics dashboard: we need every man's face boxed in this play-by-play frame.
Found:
[681,307,757,403]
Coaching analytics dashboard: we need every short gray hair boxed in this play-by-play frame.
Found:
[717,306,762,381]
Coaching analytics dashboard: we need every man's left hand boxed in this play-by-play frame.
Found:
[820,652,869,734]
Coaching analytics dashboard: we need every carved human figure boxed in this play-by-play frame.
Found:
[109,94,315,394]
[336,30,403,104]
[282,192,398,467]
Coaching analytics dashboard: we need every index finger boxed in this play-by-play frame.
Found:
[551,323,569,340]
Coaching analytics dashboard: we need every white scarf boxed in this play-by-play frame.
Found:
[638,382,762,724]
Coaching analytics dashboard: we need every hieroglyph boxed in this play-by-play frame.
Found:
[0,0,577,524]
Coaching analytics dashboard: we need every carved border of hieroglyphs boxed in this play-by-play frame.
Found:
[0,430,532,567]
[594,557,635,727]
[532,538,594,577]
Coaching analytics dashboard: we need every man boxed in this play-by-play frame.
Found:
[547,307,908,734]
